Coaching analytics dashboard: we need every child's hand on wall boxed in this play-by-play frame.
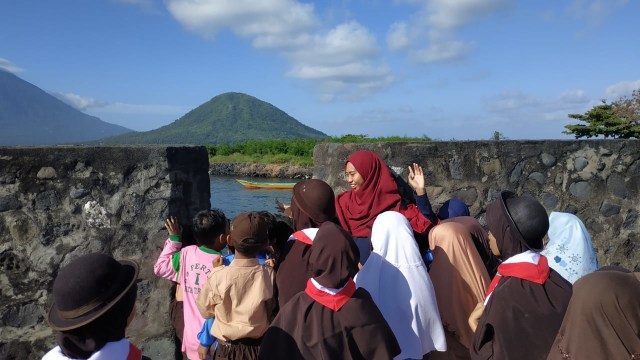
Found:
[165,217,182,237]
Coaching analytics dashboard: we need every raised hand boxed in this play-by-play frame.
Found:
[165,217,182,236]
[407,163,426,196]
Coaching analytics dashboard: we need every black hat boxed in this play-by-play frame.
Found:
[499,191,548,251]
[47,253,139,331]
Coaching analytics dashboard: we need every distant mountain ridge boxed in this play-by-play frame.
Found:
[0,70,132,146]
[99,92,328,144]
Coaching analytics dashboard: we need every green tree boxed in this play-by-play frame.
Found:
[564,97,640,139]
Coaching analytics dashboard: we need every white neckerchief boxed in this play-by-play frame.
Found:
[42,339,138,360]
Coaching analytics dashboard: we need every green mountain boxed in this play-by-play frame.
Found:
[0,70,133,146]
[98,92,328,144]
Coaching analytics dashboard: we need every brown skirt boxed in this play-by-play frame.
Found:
[214,338,262,360]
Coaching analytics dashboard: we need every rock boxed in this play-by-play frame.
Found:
[606,173,628,198]
[540,153,556,167]
[623,210,638,230]
[82,201,110,228]
[36,167,56,179]
[510,161,526,184]
[34,190,60,210]
[569,181,591,200]
[574,157,588,171]
[70,187,90,199]
[449,157,463,180]
[0,303,43,327]
[455,187,478,205]
[541,192,558,209]
[0,195,21,212]
[481,158,501,176]
[528,172,545,185]
[564,205,578,214]
[555,173,563,185]
[600,200,621,217]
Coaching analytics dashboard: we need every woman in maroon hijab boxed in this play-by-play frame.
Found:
[335,150,436,264]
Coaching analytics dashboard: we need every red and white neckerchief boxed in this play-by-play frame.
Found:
[305,277,356,312]
[484,250,550,305]
[287,228,319,245]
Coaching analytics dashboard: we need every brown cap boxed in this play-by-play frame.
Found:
[231,212,269,253]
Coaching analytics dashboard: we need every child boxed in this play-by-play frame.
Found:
[196,212,276,360]
[43,253,149,359]
[154,209,228,360]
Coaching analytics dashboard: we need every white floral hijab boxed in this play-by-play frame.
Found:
[541,212,599,284]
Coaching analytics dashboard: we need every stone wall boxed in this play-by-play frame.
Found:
[0,146,211,359]
[314,140,640,271]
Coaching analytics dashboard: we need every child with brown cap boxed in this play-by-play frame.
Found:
[196,212,276,360]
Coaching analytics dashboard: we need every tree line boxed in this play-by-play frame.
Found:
[206,135,432,166]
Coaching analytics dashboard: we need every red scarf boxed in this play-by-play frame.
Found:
[485,252,550,304]
[305,278,356,312]
[127,343,142,360]
[289,229,318,245]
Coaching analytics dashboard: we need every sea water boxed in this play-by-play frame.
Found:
[209,175,296,219]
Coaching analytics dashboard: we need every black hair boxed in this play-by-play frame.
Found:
[192,209,227,248]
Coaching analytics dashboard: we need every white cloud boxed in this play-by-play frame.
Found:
[559,89,589,104]
[0,58,24,73]
[53,92,108,111]
[166,0,317,39]
[387,22,411,51]
[567,0,629,25]
[388,0,510,64]
[165,1,392,100]
[486,90,539,112]
[604,80,640,100]
[98,102,187,115]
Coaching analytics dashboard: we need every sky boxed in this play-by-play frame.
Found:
[1,0,638,140]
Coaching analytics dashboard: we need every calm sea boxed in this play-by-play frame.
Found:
[209,175,297,219]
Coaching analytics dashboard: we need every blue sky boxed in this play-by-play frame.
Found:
[1,0,638,140]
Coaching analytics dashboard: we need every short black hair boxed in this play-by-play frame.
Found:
[192,209,227,247]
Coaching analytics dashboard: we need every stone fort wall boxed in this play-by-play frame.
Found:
[314,140,639,271]
[0,146,210,359]
[1,141,638,358]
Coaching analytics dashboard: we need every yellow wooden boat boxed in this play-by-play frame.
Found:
[236,179,297,190]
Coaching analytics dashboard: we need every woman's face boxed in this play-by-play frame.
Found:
[345,162,364,191]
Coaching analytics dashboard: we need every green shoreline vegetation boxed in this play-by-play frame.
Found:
[207,135,432,167]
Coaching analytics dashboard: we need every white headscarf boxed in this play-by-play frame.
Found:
[355,211,447,359]
[541,212,599,284]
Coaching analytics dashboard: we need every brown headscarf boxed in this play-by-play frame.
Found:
[443,216,500,278]
[291,179,336,231]
[485,199,526,260]
[428,222,490,350]
[276,180,338,308]
[307,222,360,289]
[547,270,640,360]
[260,222,400,360]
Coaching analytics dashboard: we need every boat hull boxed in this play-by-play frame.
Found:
[236,179,297,190]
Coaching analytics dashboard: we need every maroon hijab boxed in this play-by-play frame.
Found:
[336,151,428,237]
